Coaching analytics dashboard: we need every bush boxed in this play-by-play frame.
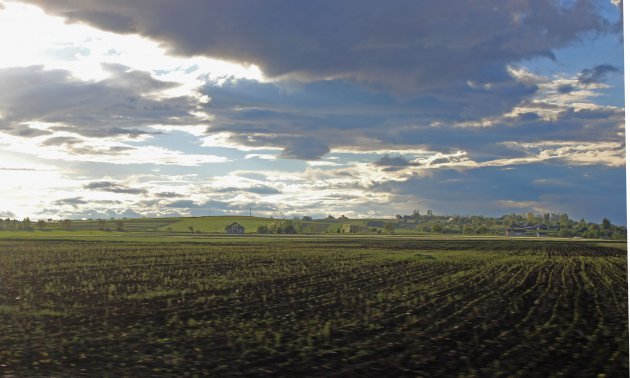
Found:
[257,225,269,234]
[267,220,298,234]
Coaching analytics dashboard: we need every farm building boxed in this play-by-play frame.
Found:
[225,222,245,234]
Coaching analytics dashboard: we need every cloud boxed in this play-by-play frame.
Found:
[40,136,83,146]
[0,211,15,218]
[154,191,183,198]
[83,181,148,195]
[373,155,418,172]
[165,199,199,208]
[52,197,88,208]
[556,84,576,94]
[1,2,623,224]
[20,0,615,93]
[216,184,281,195]
[0,65,198,137]
[577,64,620,84]
[60,208,143,220]
[0,129,229,166]
[101,62,179,94]
[200,76,536,160]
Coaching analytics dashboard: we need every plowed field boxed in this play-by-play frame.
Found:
[0,237,627,376]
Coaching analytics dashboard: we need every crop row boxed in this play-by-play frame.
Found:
[0,238,627,377]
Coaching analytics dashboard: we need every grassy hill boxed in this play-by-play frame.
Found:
[156,216,398,234]
[158,216,274,233]
[35,216,407,234]
[30,217,182,232]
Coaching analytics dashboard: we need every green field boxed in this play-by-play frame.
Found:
[0,235,627,376]
[159,216,278,233]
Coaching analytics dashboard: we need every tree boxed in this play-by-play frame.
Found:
[188,225,194,233]
[281,220,297,234]
[558,228,572,238]
[267,220,297,234]
[502,213,517,227]
[36,219,46,230]
[98,219,106,231]
[602,218,611,230]
[577,218,587,230]
[61,219,72,230]
[257,225,269,234]
[526,212,536,226]
[431,223,443,233]
[22,217,33,231]
[116,221,125,232]
[384,223,395,234]
[586,228,601,239]
[475,225,489,234]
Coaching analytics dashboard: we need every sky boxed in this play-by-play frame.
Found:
[0,0,625,224]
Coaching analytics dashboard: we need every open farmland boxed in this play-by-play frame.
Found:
[0,237,627,376]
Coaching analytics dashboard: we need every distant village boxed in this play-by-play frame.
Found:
[0,210,626,240]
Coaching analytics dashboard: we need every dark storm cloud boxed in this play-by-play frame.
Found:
[556,84,576,94]
[202,78,537,159]
[52,197,88,207]
[21,0,611,92]
[577,64,620,84]
[280,138,331,160]
[373,155,419,171]
[201,76,621,161]
[0,65,196,138]
[83,181,148,195]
